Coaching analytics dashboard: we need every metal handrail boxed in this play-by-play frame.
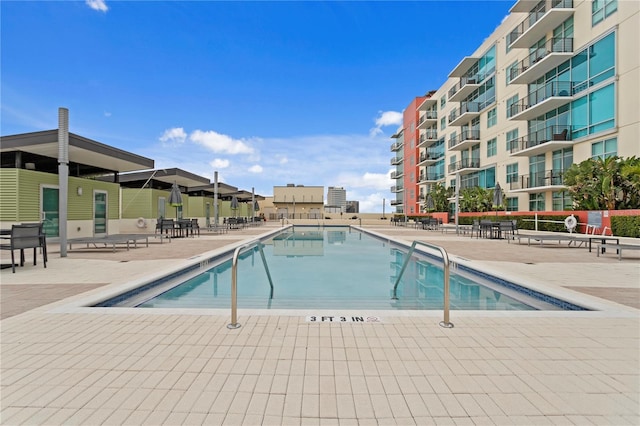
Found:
[227,239,274,329]
[392,240,454,328]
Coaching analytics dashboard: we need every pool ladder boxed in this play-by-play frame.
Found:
[227,239,274,329]
[392,240,454,328]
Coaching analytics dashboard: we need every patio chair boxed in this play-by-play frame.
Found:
[191,218,200,237]
[470,220,481,238]
[499,221,515,241]
[1,224,47,273]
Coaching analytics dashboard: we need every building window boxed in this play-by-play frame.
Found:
[506,163,518,184]
[572,32,615,94]
[487,107,497,128]
[506,128,519,153]
[529,193,545,211]
[571,83,615,139]
[592,0,617,26]
[506,197,518,212]
[591,137,618,159]
[552,191,573,211]
[487,138,497,157]
[440,117,446,130]
[440,96,446,109]
[506,94,519,118]
[506,61,518,84]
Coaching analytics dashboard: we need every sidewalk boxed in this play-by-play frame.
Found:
[1,223,638,425]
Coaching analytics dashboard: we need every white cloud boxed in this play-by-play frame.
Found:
[370,110,403,136]
[159,127,187,145]
[104,111,112,117]
[248,165,263,173]
[279,156,289,164]
[190,129,254,155]
[210,158,230,169]
[336,171,392,191]
[86,0,108,12]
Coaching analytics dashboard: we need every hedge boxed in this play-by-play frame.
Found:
[610,216,640,238]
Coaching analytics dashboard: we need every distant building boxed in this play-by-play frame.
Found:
[272,184,324,219]
[326,186,346,212]
[346,201,359,213]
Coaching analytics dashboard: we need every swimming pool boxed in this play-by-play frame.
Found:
[96,226,587,311]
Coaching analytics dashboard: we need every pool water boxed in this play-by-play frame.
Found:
[135,226,554,311]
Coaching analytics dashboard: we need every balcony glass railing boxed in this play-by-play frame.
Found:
[419,130,438,144]
[509,170,565,190]
[448,102,480,123]
[509,38,574,82]
[419,173,444,182]
[419,149,445,162]
[507,0,573,46]
[448,129,480,148]
[510,125,571,153]
[390,141,403,151]
[508,81,573,117]
[418,110,437,125]
[448,158,480,173]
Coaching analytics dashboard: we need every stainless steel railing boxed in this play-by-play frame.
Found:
[392,240,454,328]
[227,239,274,329]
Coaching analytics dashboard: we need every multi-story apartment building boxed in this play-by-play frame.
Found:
[391,0,639,215]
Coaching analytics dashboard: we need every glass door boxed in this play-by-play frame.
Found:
[94,191,107,236]
[41,186,59,237]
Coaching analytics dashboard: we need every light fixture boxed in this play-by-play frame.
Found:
[25,163,36,170]
[77,187,83,196]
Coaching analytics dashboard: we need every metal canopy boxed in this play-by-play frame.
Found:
[115,168,210,190]
[0,130,153,175]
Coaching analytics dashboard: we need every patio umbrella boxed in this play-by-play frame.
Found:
[493,182,503,216]
[230,195,239,217]
[425,193,435,215]
[168,181,183,219]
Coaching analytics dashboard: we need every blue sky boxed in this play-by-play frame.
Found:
[1,0,512,212]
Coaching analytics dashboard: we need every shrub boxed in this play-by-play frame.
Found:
[610,216,640,238]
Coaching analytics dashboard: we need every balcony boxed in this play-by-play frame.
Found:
[509,38,574,85]
[417,110,438,129]
[508,81,573,121]
[448,76,481,102]
[390,156,403,166]
[391,185,403,193]
[391,170,404,179]
[418,173,444,184]
[508,170,565,193]
[448,129,481,151]
[448,102,480,126]
[418,130,438,147]
[448,56,480,78]
[447,158,481,175]
[418,149,444,166]
[509,125,573,156]
[508,0,575,49]
[418,96,437,111]
[390,141,403,152]
[390,199,403,206]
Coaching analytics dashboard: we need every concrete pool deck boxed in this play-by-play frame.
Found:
[1,222,639,425]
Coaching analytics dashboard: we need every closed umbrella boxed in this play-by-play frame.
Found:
[168,182,183,219]
[230,195,239,217]
[425,193,435,215]
[493,182,503,216]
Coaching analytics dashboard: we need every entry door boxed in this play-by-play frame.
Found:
[94,191,107,236]
[41,186,59,237]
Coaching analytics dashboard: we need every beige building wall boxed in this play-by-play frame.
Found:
[273,185,324,219]
[415,0,639,213]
